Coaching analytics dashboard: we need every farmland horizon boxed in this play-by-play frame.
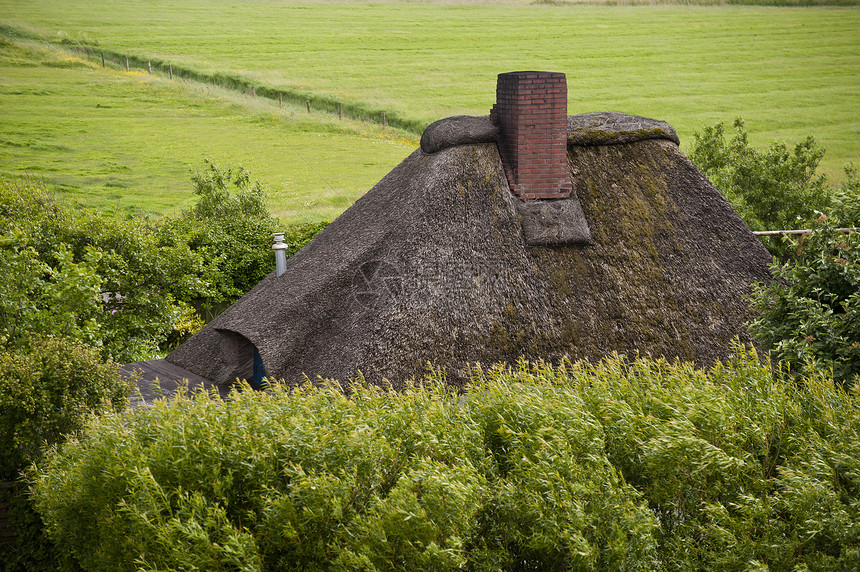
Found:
[1,0,857,223]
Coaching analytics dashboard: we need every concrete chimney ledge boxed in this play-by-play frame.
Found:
[517,199,593,246]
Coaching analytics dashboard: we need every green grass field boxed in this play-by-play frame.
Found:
[1,0,858,220]
[0,37,415,223]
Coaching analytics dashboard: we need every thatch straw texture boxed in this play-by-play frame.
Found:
[167,118,771,389]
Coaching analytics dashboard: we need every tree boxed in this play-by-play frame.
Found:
[0,180,212,361]
[689,118,831,234]
[175,160,281,301]
[0,168,328,362]
[0,336,130,572]
[830,163,860,227]
[0,232,102,349]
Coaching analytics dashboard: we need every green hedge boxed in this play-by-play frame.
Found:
[0,336,131,572]
[0,336,130,481]
[32,349,859,571]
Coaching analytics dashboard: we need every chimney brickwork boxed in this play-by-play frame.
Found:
[491,71,571,200]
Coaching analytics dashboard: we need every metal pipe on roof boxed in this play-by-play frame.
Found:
[272,232,288,277]
[753,228,859,236]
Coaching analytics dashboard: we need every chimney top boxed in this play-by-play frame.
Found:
[492,71,571,201]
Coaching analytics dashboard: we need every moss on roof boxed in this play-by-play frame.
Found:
[167,115,771,389]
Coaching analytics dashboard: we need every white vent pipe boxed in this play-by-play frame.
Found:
[272,232,287,277]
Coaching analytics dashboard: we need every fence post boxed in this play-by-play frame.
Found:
[338,102,343,119]
[382,111,386,127]
[125,56,129,71]
[306,100,310,113]
[101,52,105,67]
[169,64,173,80]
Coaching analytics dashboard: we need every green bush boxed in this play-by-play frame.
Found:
[749,225,860,387]
[687,118,849,259]
[0,171,327,361]
[0,336,130,481]
[0,230,103,349]
[179,161,281,299]
[690,121,860,387]
[577,351,860,570]
[689,118,831,234]
[0,179,213,361]
[32,351,860,571]
[0,336,130,572]
[830,163,860,227]
[169,161,328,306]
[0,482,71,572]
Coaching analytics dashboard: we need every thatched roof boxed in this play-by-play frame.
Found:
[166,113,772,389]
[121,359,230,406]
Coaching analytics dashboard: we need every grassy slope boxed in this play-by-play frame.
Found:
[0,37,415,223]
[1,0,857,181]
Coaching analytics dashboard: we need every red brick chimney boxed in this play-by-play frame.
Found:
[490,71,571,200]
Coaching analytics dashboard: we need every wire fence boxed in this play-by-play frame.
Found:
[90,49,412,132]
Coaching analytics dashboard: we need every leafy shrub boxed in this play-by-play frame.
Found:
[829,163,860,227]
[575,350,860,570]
[169,161,328,307]
[0,179,213,361]
[690,122,860,386]
[33,351,860,571]
[0,482,70,572]
[689,118,831,234]
[0,336,130,481]
[0,172,326,360]
[179,161,281,299]
[0,230,103,349]
[749,225,860,387]
[0,336,128,572]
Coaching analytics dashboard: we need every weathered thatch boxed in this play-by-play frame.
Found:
[167,113,772,389]
[121,359,229,406]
